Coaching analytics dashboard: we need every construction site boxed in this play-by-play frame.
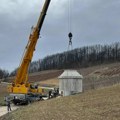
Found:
[0,0,120,120]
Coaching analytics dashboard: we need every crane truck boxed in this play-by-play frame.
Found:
[7,0,52,105]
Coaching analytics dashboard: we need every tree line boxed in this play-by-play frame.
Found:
[38,42,120,71]
[10,42,120,76]
[0,69,9,79]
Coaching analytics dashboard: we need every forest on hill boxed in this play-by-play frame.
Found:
[0,69,9,79]
[8,42,120,76]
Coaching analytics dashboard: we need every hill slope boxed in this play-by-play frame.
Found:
[5,62,120,83]
[1,84,120,120]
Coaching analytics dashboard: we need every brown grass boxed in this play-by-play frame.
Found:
[1,84,120,120]
[0,84,8,106]
[5,62,120,85]
[5,70,63,83]
[39,78,59,86]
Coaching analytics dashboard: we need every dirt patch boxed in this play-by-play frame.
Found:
[28,70,63,83]
[0,105,18,117]
[5,70,63,83]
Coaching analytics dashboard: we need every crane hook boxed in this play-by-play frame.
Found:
[68,32,73,45]
[68,32,73,40]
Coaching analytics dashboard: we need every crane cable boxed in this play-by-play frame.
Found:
[68,0,73,50]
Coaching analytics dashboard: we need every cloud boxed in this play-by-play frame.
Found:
[0,0,41,19]
[0,0,120,71]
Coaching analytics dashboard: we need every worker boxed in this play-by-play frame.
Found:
[48,90,52,99]
[56,88,59,96]
[5,97,12,112]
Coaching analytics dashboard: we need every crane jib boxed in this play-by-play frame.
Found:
[37,0,51,33]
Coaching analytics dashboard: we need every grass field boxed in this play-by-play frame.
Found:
[1,84,120,120]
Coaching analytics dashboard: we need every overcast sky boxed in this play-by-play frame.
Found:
[0,0,120,72]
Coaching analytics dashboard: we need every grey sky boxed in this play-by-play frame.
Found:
[0,0,120,72]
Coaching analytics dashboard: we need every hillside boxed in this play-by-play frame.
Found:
[4,62,120,83]
[2,62,120,91]
[1,84,120,120]
[4,70,63,85]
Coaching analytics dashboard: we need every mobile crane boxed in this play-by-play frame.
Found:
[7,0,51,105]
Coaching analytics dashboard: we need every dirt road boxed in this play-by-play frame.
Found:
[0,105,18,117]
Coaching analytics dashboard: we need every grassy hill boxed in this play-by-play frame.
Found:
[4,62,120,84]
[0,62,120,119]
[1,84,120,120]
[0,62,120,104]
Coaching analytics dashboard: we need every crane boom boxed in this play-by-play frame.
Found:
[37,0,51,32]
[14,0,51,85]
[8,0,51,94]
